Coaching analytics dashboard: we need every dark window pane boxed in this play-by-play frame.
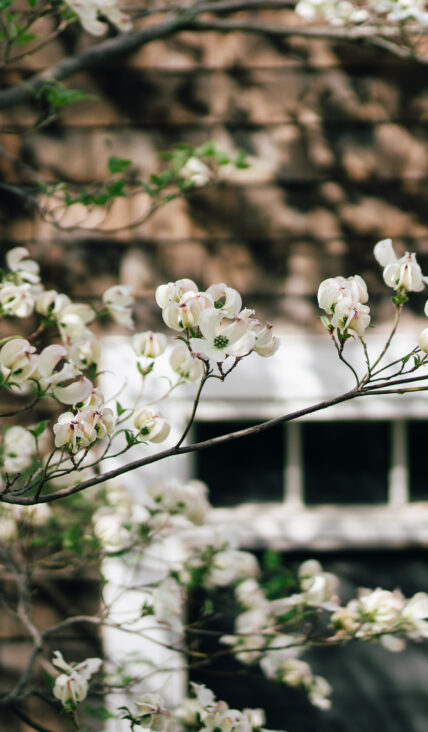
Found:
[194,420,283,506]
[303,421,389,504]
[409,421,428,500]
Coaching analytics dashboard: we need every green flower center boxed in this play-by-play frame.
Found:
[213,335,229,349]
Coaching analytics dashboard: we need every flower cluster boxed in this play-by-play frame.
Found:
[156,278,279,365]
[295,0,428,26]
[318,274,370,337]
[125,684,282,732]
[295,0,369,25]
[374,238,426,293]
[332,587,428,642]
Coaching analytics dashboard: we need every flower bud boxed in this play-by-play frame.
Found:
[132,331,168,359]
[133,406,170,443]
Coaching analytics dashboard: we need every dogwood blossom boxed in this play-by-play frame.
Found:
[152,576,183,633]
[0,338,38,384]
[52,650,102,707]
[36,290,71,317]
[133,405,171,442]
[374,238,425,292]
[170,343,205,381]
[206,283,242,317]
[132,331,168,359]
[67,334,101,370]
[6,247,40,285]
[135,693,170,730]
[38,344,93,404]
[191,308,256,361]
[204,549,259,588]
[64,0,132,36]
[375,0,428,23]
[146,479,210,524]
[162,291,213,331]
[0,283,35,317]
[295,0,368,25]
[180,156,212,187]
[53,411,98,452]
[92,508,129,550]
[252,320,281,357]
[318,274,370,336]
[103,284,134,328]
[155,279,198,308]
[2,426,35,474]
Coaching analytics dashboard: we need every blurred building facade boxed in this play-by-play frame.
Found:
[2,7,428,731]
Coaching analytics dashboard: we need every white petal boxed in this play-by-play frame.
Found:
[374,239,397,267]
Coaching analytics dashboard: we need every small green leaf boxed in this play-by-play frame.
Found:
[84,705,115,721]
[116,400,126,417]
[108,155,132,174]
[196,141,216,157]
[214,150,230,166]
[235,150,250,169]
[29,419,49,439]
[124,430,137,448]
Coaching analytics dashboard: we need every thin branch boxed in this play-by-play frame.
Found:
[10,706,54,732]
[371,303,402,372]
[0,10,427,112]
[176,367,210,448]
[0,387,361,505]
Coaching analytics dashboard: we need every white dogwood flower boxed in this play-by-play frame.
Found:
[6,247,40,284]
[206,283,242,317]
[36,290,71,317]
[0,283,34,317]
[170,343,205,381]
[162,291,214,331]
[180,156,212,187]
[0,338,38,383]
[38,344,92,404]
[53,411,98,452]
[155,279,198,309]
[191,308,256,361]
[374,239,425,292]
[133,405,170,442]
[2,426,36,474]
[132,331,168,359]
[64,0,132,36]
[103,285,134,328]
[52,650,102,707]
[153,577,183,633]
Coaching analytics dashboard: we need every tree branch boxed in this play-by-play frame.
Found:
[0,387,361,505]
[1,8,427,112]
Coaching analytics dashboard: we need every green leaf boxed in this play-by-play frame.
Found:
[0,0,14,10]
[262,549,282,570]
[43,83,94,108]
[29,419,49,439]
[105,178,126,197]
[84,705,115,721]
[235,150,250,169]
[196,141,216,157]
[214,150,230,166]
[116,400,126,416]
[124,430,137,448]
[108,155,132,174]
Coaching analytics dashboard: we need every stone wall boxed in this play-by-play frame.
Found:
[2,11,428,334]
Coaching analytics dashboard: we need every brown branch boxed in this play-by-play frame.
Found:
[10,706,54,732]
[0,387,361,505]
[0,6,427,112]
